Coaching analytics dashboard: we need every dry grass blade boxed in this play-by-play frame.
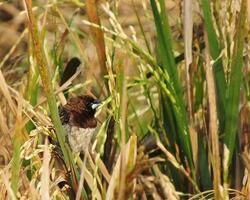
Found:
[106,135,137,200]
[6,69,84,137]
[247,0,250,21]
[55,7,89,69]
[205,42,222,199]
[1,169,16,200]
[75,156,102,200]
[157,140,200,193]
[0,28,27,70]
[86,0,107,77]
[183,0,198,167]
[241,150,250,173]
[24,0,73,169]
[0,70,16,115]
[0,107,9,135]
[189,188,246,200]
[183,0,193,121]
[93,152,111,183]
[241,151,250,197]
[40,137,50,200]
[76,150,88,200]
[23,2,81,198]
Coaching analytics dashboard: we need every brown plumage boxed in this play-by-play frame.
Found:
[59,95,101,153]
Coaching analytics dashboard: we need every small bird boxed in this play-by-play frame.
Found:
[59,95,101,153]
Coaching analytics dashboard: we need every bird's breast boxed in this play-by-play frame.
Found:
[63,124,95,153]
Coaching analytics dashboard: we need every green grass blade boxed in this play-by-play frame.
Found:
[24,1,83,197]
[150,0,177,88]
[198,135,212,190]
[25,63,39,132]
[132,0,151,54]
[224,0,247,164]
[24,0,70,169]
[150,0,194,175]
[201,0,226,132]
[11,99,24,195]
[11,131,22,195]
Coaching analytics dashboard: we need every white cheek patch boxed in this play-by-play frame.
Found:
[91,103,101,110]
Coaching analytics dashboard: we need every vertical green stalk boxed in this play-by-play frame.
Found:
[201,0,226,133]
[25,63,39,132]
[24,1,85,197]
[24,0,70,168]
[224,0,247,165]
[150,0,195,177]
[11,126,22,194]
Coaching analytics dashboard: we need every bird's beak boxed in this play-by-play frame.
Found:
[91,100,101,110]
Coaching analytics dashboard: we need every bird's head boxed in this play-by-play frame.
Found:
[61,95,101,128]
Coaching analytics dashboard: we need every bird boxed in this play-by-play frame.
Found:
[59,95,101,153]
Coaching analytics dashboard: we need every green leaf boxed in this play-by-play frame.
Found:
[150,0,195,177]
[11,132,22,195]
[201,0,226,132]
[224,0,247,165]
